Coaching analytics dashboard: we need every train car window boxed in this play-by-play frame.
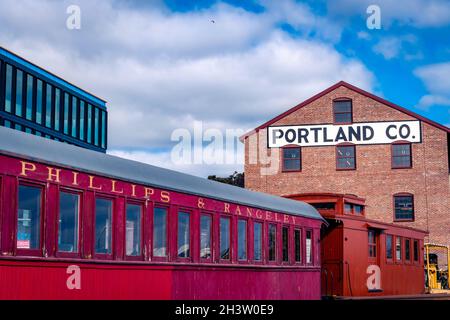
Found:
[294,229,301,263]
[4,64,12,112]
[54,88,60,130]
[153,207,168,257]
[79,100,85,141]
[45,83,52,128]
[282,226,289,262]
[220,217,230,260]
[26,74,33,121]
[71,96,78,138]
[36,79,43,124]
[87,104,92,143]
[405,238,411,261]
[413,240,419,262]
[15,69,23,117]
[17,185,42,251]
[306,230,312,264]
[396,237,402,261]
[237,219,247,261]
[64,93,69,134]
[200,215,212,259]
[368,230,377,258]
[253,222,262,261]
[126,203,141,256]
[177,211,190,258]
[386,234,393,260]
[101,110,106,149]
[268,224,276,261]
[58,192,80,253]
[95,198,113,254]
[94,108,99,146]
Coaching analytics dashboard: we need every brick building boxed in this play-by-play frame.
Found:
[242,81,450,247]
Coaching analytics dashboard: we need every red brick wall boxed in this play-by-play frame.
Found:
[245,85,450,247]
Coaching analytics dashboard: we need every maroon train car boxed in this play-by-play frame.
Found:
[288,193,427,298]
[0,126,325,300]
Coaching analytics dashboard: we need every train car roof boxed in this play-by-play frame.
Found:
[0,126,324,222]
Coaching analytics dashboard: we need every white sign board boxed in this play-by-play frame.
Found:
[268,121,421,148]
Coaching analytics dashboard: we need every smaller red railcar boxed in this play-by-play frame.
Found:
[288,193,427,298]
[0,126,325,300]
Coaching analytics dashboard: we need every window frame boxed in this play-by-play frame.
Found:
[15,180,45,257]
[413,239,420,264]
[281,225,290,264]
[267,223,278,264]
[294,228,302,265]
[93,195,115,260]
[305,229,314,265]
[236,218,249,263]
[385,234,394,263]
[252,219,264,264]
[333,98,353,124]
[124,200,145,261]
[368,229,377,260]
[404,238,411,263]
[393,193,415,222]
[55,187,82,259]
[151,204,170,262]
[218,214,232,263]
[391,142,412,169]
[336,144,356,171]
[281,146,302,172]
[395,236,403,264]
[176,208,192,262]
[199,212,213,262]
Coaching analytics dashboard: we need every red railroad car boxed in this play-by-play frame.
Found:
[0,126,325,300]
[288,193,427,298]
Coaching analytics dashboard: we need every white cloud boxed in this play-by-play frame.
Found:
[0,0,376,177]
[372,35,420,60]
[415,62,450,110]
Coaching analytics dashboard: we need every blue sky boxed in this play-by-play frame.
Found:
[1,0,449,176]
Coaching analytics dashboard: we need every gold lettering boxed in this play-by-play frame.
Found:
[20,161,36,176]
[46,167,61,183]
[144,187,154,199]
[275,213,280,222]
[161,191,170,203]
[224,203,230,213]
[283,214,290,223]
[72,172,79,186]
[111,180,124,194]
[246,208,254,217]
[291,216,296,225]
[131,184,137,197]
[88,175,102,190]
[235,206,242,215]
[265,211,272,221]
[255,210,263,219]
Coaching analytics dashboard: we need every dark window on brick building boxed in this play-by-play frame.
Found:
[336,145,356,170]
[282,147,301,171]
[392,143,412,168]
[394,194,414,221]
[333,100,352,124]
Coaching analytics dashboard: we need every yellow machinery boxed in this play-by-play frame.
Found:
[425,243,449,293]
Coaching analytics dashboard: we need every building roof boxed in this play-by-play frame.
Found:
[0,46,106,108]
[240,81,450,141]
[0,126,324,222]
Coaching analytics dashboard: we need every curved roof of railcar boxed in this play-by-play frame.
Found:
[0,126,324,222]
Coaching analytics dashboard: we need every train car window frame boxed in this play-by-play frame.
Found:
[237,218,248,263]
[176,209,191,261]
[368,229,377,260]
[294,228,302,264]
[386,234,393,263]
[267,223,277,264]
[15,181,45,257]
[404,238,411,263]
[413,239,420,264]
[252,220,264,264]
[395,236,402,263]
[199,212,213,262]
[219,215,231,262]
[124,201,144,261]
[305,229,313,265]
[281,225,290,264]
[152,205,169,261]
[93,196,114,260]
[56,188,82,258]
